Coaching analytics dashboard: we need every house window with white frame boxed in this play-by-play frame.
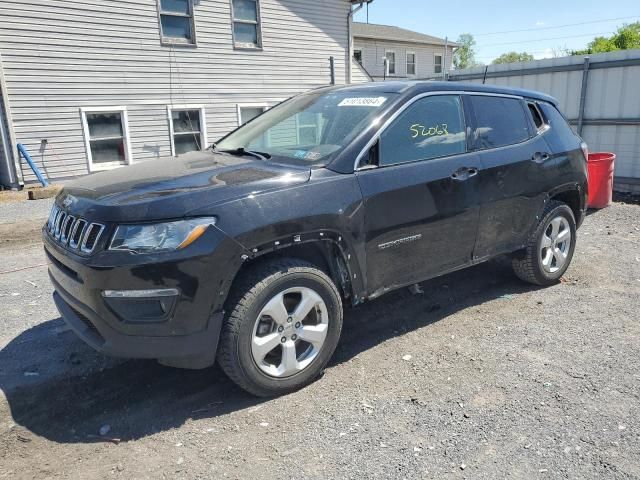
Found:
[406,52,416,76]
[238,104,268,126]
[168,106,207,156]
[81,108,131,171]
[385,51,396,75]
[297,112,323,145]
[158,0,196,44]
[231,0,262,49]
[434,54,443,74]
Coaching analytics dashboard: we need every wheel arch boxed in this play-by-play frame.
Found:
[216,231,366,313]
[547,183,586,227]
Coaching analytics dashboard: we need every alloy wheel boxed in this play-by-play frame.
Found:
[540,216,572,274]
[251,287,329,378]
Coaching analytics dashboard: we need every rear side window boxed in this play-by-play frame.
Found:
[469,96,530,150]
[379,95,466,166]
[528,102,544,130]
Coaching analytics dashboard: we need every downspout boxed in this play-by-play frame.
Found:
[443,37,448,79]
[347,1,372,84]
[0,52,23,188]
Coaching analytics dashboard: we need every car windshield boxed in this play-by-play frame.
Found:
[216,90,398,165]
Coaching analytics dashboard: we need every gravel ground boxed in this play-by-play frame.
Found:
[0,201,638,479]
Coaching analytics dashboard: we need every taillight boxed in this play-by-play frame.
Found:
[580,141,589,162]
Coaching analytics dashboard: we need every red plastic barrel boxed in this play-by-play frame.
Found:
[587,152,615,209]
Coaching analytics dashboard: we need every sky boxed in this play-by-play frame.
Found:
[353,0,639,64]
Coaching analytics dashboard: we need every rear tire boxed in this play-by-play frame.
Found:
[217,258,343,397]
[512,200,577,286]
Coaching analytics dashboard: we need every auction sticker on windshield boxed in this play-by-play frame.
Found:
[338,97,387,107]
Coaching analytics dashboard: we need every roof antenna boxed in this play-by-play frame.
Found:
[482,65,489,84]
[366,2,369,23]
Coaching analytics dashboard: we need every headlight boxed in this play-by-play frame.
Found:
[109,217,216,253]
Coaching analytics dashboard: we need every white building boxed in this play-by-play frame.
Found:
[352,22,457,81]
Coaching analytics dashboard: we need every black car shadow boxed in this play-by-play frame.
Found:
[0,259,542,444]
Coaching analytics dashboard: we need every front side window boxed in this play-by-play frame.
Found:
[81,108,131,171]
[217,91,397,165]
[379,95,466,166]
[469,96,530,150]
[168,107,207,155]
[385,51,396,75]
[434,54,443,74]
[158,0,196,44]
[231,0,262,49]
[406,52,416,76]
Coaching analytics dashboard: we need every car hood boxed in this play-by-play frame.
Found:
[57,151,311,222]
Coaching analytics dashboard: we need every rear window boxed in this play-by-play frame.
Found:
[469,96,530,150]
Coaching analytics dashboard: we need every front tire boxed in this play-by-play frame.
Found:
[512,200,577,286]
[217,258,343,397]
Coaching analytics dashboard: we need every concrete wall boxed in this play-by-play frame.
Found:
[449,49,640,193]
[0,0,352,185]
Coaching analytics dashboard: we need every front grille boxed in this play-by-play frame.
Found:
[46,205,105,255]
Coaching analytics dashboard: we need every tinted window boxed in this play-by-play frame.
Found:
[528,102,544,129]
[469,96,530,149]
[379,95,466,166]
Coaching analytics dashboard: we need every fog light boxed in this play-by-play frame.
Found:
[102,289,179,298]
[102,289,179,324]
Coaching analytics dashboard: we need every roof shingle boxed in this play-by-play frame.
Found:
[353,22,458,47]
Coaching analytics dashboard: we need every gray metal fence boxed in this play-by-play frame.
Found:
[448,49,640,193]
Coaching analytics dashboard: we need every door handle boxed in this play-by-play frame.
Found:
[451,167,479,181]
[531,152,551,163]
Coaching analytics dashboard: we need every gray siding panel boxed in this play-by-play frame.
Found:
[0,0,350,183]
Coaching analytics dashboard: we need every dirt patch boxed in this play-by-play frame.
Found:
[0,222,44,249]
[0,185,61,204]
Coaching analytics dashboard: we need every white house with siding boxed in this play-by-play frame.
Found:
[353,22,457,81]
[0,0,367,188]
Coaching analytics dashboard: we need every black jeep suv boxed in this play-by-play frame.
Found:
[45,82,588,396]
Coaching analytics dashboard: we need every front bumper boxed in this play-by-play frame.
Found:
[44,224,245,365]
[52,286,223,362]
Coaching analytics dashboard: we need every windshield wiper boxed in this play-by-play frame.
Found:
[218,147,271,161]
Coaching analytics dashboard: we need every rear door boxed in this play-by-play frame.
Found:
[466,94,551,259]
[356,94,482,294]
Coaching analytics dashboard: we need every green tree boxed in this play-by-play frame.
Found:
[453,33,479,69]
[492,51,535,64]
[572,22,640,54]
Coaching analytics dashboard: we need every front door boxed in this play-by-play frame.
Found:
[356,94,482,295]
